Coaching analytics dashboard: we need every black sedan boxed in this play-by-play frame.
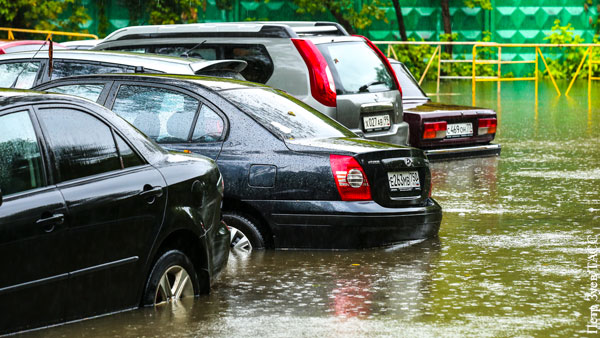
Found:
[35,74,442,251]
[389,59,502,159]
[0,90,229,334]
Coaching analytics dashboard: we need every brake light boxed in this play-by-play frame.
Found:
[423,121,447,139]
[353,35,402,98]
[291,38,336,107]
[478,118,497,135]
[330,154,371,201]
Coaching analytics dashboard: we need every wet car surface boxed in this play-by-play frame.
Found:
[21,80,599,337]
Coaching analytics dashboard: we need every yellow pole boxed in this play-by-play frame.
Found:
[535,46,539,109]
[419,46,439,85]
[537,47,561,96]
[437,44,442,94]
[497,46,501,115]
[589,46,592,102]
[7,30,14,40]
[472,45,477,106]
[566,47,591,96]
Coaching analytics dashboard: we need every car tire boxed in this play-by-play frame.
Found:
[142,250,199,307]
[224,212,266,252]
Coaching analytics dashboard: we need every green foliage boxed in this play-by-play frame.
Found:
[0,0,90,35]
[293,0,387,32]
[464,0,492,10]
[148,0,203,25]
[542,19,599,80]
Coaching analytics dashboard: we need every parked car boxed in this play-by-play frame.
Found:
[93,21,410,146]
[61,38,104,50]
[0,49,246,89]
[0,40,66,54]
[388,58,501,159]
[35,74,442,251]
[0,90,229,334]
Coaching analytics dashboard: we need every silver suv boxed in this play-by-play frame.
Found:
[95,21,409,145]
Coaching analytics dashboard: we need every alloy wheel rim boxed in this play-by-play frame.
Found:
[230,226,252,254]
[155,265,194,305]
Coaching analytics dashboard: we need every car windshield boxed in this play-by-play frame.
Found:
[220,88,356,140]
[390,62,428,99]
[317,41,395,95]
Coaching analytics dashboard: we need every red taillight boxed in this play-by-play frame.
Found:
[353,35,402,98]
[478,118,497,135]
[423,121,447,139]
[330,154,371,201]
[291,38,337,107]
[428,179,433,198]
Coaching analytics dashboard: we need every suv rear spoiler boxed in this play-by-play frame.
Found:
[190,59,247,74]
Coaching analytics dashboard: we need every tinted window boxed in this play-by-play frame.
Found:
[221,88,355,140]
[50,61,132,80]
[390,62,427,98]
[0,62,40,88]
[192,105,225,142]
[112,85,200,143]
[45,84,105,102]
[110,44,273,83]
[115,133,144,168]
[37,108,121,182]
[317,41,395,95]
[0,111,44,195]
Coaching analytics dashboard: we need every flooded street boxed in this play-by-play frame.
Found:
[25,81,600,337]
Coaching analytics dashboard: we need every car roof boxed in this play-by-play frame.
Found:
[40,73,268,92]
[0,40,66,48]
[0,50,247,74]
[98,21,349,46]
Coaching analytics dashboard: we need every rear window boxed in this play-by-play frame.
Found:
[390,62,427,99]
[220,88,355,140]
[317,41,396,95]
[109,44,273,84]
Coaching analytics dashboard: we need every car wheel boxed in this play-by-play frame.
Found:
[224,212,266,252]
[142,250,199,306]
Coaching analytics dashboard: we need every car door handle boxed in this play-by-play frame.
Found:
[36,213,65,233]
[139,186,163,204]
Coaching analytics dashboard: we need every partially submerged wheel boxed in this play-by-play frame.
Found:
[224,212,266,253]
[143,250,199,306]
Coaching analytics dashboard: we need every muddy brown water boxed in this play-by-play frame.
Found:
[22,81,600,337]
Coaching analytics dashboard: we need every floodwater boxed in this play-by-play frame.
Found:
[24,80,600,337]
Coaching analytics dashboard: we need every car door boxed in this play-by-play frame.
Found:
[0,108,68,333]
[107,82,226,160]
[34,104,167,320]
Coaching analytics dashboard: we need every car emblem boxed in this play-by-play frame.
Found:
[404,158,413,167]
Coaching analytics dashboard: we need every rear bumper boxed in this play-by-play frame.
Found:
[424,143,501,160]
[247,198,442,249]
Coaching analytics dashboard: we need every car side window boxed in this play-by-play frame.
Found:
[50,61,132,80]
[112,85,200,143]
[44,84,105,102]
[36,108,122,182]
[0,62,40,88]
[114,133,144,168]
[191,105,225,142]
[0,111,45,196]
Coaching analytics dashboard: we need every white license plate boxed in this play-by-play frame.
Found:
[446,123,473,137]
[387,171,420,191]
[363,114,391,131]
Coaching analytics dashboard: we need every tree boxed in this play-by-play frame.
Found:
[391,0,407,41]
[0,0,90,36]
[293,0,388,35]
[440,0,492,54]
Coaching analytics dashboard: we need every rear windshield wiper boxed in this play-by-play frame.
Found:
[358,81,385,93]
[180,40,206,58]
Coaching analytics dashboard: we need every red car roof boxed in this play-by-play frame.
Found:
[0,40,66,54]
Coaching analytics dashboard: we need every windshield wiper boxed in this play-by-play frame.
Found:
[10,39,49,88]
[358,81,385,93]
[180,40,206,58]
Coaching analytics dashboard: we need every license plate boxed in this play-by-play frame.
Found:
[446,123,473,137]
[363,114,391,131]
[387,171,420,191]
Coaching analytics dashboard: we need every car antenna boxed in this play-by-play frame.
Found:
[9,38,50,89]
[180,40,206,58]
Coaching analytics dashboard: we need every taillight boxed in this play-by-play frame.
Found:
[330,154,371,201]
[478,118,497,135]
[423,121,447,139]
[428,179,433,198]
[291,38,337,107]
[353,35,402,98]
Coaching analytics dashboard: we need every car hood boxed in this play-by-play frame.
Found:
[285,137,423,157]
